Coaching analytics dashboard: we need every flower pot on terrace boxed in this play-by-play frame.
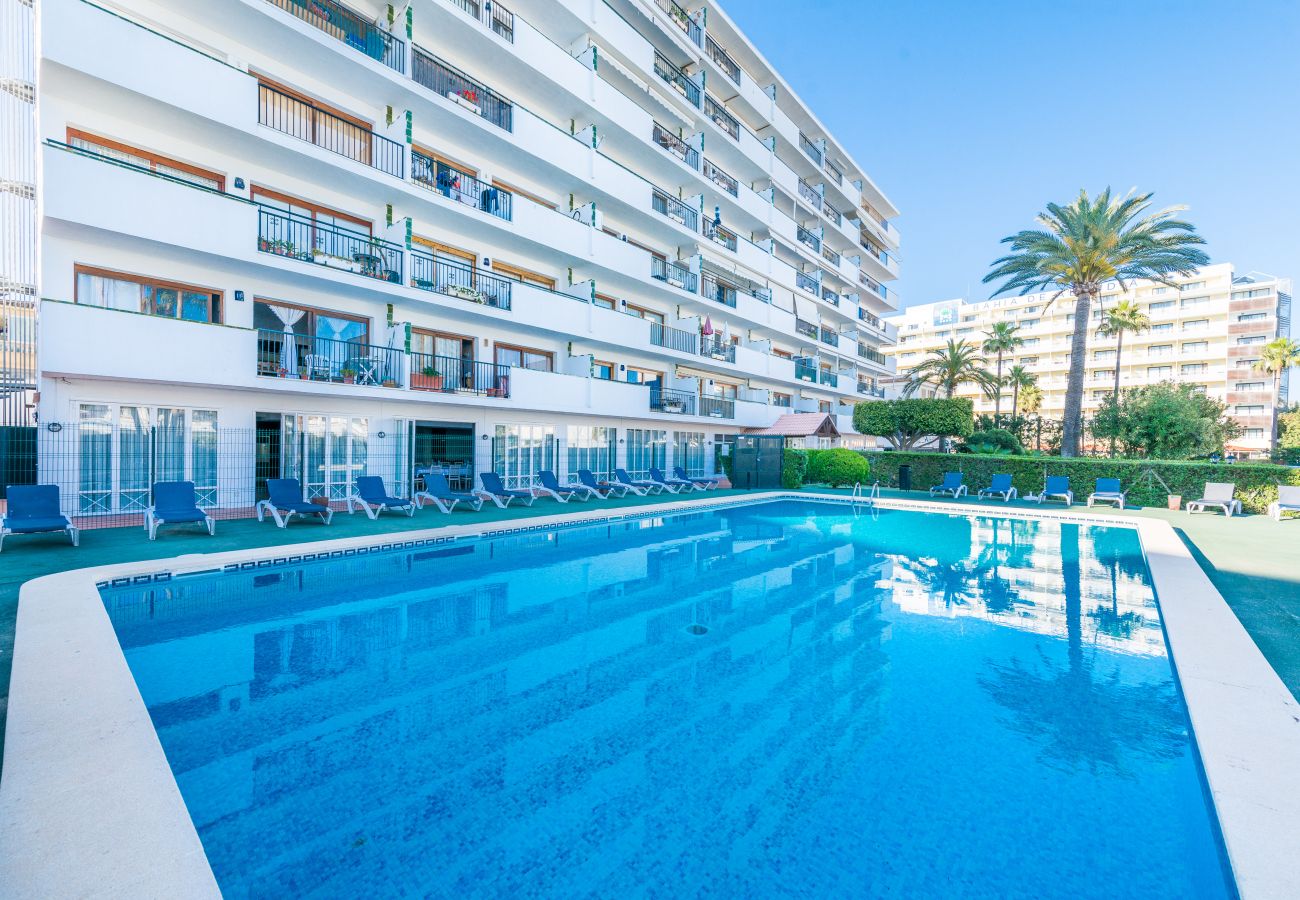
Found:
[1167,495,1183,511]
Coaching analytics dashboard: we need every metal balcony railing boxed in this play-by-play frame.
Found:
[797,225,821,253]
[704,95,739,140]
[409,251,513,310]
[411,150,512,220]
[258,84,403,178]
[822,288,840,306]
[700,337,736,363]
[652,189,699,231]
[795,319,818,340]
[819,327,839,347]
[652,122,699,169]
[795,271,819,294]
[794,358,817,381]
[705,35,741,83]
[412,47,513,130]
[799,133,822,165]
[409,352,510,396]
[825,159,843,186]
[822,245,841,266]
[701,272,739,308]
[822,198,842,225]
[819,370,838,387]
[650,322,698,354]
[858,308,884,330]
[700,395,735,418]
[488,0,515,41]
[655,0,701,45]
[703,159,738,196]
[258,208,403,283]
[858,344,888,365]
[704,221,737,252]
[797,178,820,208]
[257,328,404,385]
[270,0,404,71]
[651,387,697,415]
[653,53,701,107]
[652,257,698,293]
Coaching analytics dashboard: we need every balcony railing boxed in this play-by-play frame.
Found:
[818,370,838,388]
[822,198,842,225]
[653,53,701,107]
[651,257,698,293]
[796,225,821,253]
[858,344,888,365]
[795,319,818,340]
[704,95,740,140]
[821,245,841,266]
[703,159,738,196]
[825,159,843,186]
[705,35,740,83]
[704,221,737,252]
[411,151,512,220]
[652,189,699,231]
[794,358,817,381]
[858,308,884,330]
[822,288,840,306]
[772,394,793,408]
[655,0,701,45]
[861,238,891,266]
[701,337,736,363]
[410,250,513,310]
[799,133,822,165]
[859,271,886,297]
[652,122,699,169]
[488,0,515,41]
[651,387,697,416]
[797,178,820,208]
[650,322,698,354]
[258,84,403,178]
[270,0,404,71]
[819,327,839,347]
[409,352,510,397]
[701,272,739,308]
[258,208,403,283]
[795,271,819,294]
[700,395,735,418]
[257,328,404,385]
[412,46,513,131]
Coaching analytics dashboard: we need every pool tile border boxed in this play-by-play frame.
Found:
[1,492,1296,897]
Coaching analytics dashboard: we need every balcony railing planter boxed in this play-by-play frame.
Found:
[703,159,738,196]
[651,258,698,293]
[652,123,699,169]
[653,53,701,107]
[256,329,403,386]
[257,208,404,283]
[412,47,513,131]
[655,0,702,45]
[652,189,699,232]
[410,251,512,310]
[412,151,512,220]
[409,352,510,396]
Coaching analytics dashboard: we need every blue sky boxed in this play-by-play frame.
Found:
[726,0,1300,314]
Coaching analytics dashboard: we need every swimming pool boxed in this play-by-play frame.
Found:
[100,498,1234,897]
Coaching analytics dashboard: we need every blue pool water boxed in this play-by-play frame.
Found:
[101,499,1234,898]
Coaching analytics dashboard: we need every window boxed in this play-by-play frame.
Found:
[566,426,614,479]
[1023,306,1038,314]
[1149,344,1173,356]
[1235,382,1265,391]
[1151,323,1173,333]
[1180,297,1208,309]
[1149,300,1175,311]
[494,343,554,372]
[1093,349,1116,361]
[1091,390,1110,401]
[1181,363,1207,374]
[253,186,372,261]
[625,303,665,325]
[1148,366,1173,378]
[625,367,663,386]
[493,424,556,489]
[258,78,376,168]
[1020,356,1039,365]
[626,429,666,478]
[492,178,557,210]
[1181,319,1209,331]
[772,391,792,408]
[1237,334,1268,345]
[67,129,224,190]
[1237,312,1268,322]
[1243,428,1265,439]
[592,360,614,380]
[593,293,617,310]
[956,327,974,336]
[1020,318,1039,328]
[1021,338,1040,347]
[1235,405,1266,415]
[1231,288,1271,300]
[253,300,373,379]
[1152,286,1169,295]
[674,431,707,476]
[1180,281,1205,292]
[1181,341,1209,353]
[492,260,556,290]
[251,186,371,235]
[75,266,222,323]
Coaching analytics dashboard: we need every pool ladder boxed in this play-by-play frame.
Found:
[851,481,881,504]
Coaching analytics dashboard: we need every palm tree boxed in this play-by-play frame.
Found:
[982,322,1023,425]
[1019,382,1043,415]
[1254,338,1300,450]
[1005,365,1037,418]
[1096,299,1150,456]
[983,189,1209,456]
[902,339,998,399]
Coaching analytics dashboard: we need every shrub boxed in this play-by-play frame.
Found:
[865,450,1300,514]
[853,397,974,450]
[781,449,807,490]
[961,429,1024,455]
[804,448,870,487]
[1090,382,1240,459]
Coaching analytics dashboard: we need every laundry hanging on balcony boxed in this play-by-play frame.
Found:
[702,315,714,336]
[266,303,306,376]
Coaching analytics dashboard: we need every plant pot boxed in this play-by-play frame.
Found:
[412,374,444,391]
[342,376,356,384]
[381,379,398,388]
[1167,495,1182,511]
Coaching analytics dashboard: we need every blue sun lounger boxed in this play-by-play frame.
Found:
[1,484,78,551]
[348,476,416,518]
[1038,476,1074,506]
[145,481,214,540]
[650,467,696,493]
[675,466,720,490]
[578,470,627,498]
[257,478,333,527]
[476,471,536,508]
[977,474,1017,502]
[616,469,662,495]
[416,472,483,513]
[929,472,967,498]
[537,470,594,502]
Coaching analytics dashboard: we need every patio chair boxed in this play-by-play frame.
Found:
[257,479,333,527]
[675,466,721,490]
[977,474,1017,502]
[1087,478,1127,509]
[145,481,214,540]
[929,472,967,498]
[537,470,594,503]
[347,476,415,519]
[1,484,78,551]
[616,468,663,496]
[416,472,483,513]
[1268,485,1300,522]
[476,472,536,509]
[652,467,697,493]
[1187,482,1242,517]
[1038,476,1073,506]
[578,469,628,498]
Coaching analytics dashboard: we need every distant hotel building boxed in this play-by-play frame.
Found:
[886,264,1291,457]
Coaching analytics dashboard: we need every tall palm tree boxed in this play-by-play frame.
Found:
[1254,338,1300,450]
[1019,383,1043,415]
[1006,365,1037,418]
[902,339,998,399]
[983,189,1209,456]
[982,322,1023,425]
[1096,299,1150,456]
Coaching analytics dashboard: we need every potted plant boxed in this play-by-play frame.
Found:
[340,366,357,384]
[413,365,443,391]
[1167,494,1182,511]
[381,378,398,388]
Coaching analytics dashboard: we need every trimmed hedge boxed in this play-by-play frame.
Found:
[867,451,1300,514]
[781,449,807,490]
[804,448,871,487]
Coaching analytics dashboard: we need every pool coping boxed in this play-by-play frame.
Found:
[1,492,1295,897]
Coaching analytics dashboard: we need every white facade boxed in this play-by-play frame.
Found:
[32,0,899,505]
[886,264,1291,457]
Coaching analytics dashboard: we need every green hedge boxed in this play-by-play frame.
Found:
[804,448,871,487]
[781,449,807,490]
[867,451,1300,514]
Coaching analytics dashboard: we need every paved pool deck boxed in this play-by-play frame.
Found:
[1,485,1297,765]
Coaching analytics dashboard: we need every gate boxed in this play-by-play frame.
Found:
[730,435,784,489]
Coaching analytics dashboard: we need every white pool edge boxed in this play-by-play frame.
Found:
[0,492,1295,898]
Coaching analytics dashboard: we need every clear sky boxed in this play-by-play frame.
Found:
[725,0,1300,315]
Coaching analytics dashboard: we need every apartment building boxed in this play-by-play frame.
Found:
[887,264,1291,457]
[28,0,899,512]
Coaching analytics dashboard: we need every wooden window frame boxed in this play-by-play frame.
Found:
[592,359,615,380]
[625,303,665,325]
[593,293,617,310]
[255,75,373,131]
[494,342,555,372]
[66,129,225,190]
[250,185,372,231]
[492,260,556,290]
[74,264,223,323]
[411,327,477,360]
[412,236,476,272]
[412,143,478,178]
[253,297,369,343]
[626,367,664,384]
[493,178,556,210]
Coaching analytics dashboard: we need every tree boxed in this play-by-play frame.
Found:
[902,339,998,399]
[1095,299,1150,456]
[981,322,1023,425]
[1090,382,1240,459]
[1253,338,1300,450]
[1005,365,1037,417]
[854,398,974,451]
[983,188,1209,457]
[1019,383,1043,415]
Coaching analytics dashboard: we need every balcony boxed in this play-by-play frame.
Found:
[857,382,885,398]
[858,344,888,365]
[794,358,817,381]
[818,370,839,388]
[796,225,821,253]
[651,257,698,293]
[795,319,818,340]
[650,321,697,354]
[701,272,738,308]
[652,189,699,231]
[821,198,842,226]
[409,352,510,397]
[411,150,512,220]
[819,327,840,348]
[704,94,740,141]
[821,288,839,307]
[651,387,697,415]
[412,46,513,131]
[655,0,702,45]
[799,133,822,165]
[699,395,736,418]
[653,53,701,107]
[859,271,886,298]
[700,337,736,363]
[257,208,403,283]
[705,35,741,83]
[447,0,516,42]
[704,221,737,252]
[821,245,841,266]
[256,328,404,386]
[271,0,404,71]
[410,250,513,310]
[653,122,699,169]
[825,160,843,186]
[795,271,819,294]
[258,84,404,178]
[797,178,820,209]
[703,159,738,196]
